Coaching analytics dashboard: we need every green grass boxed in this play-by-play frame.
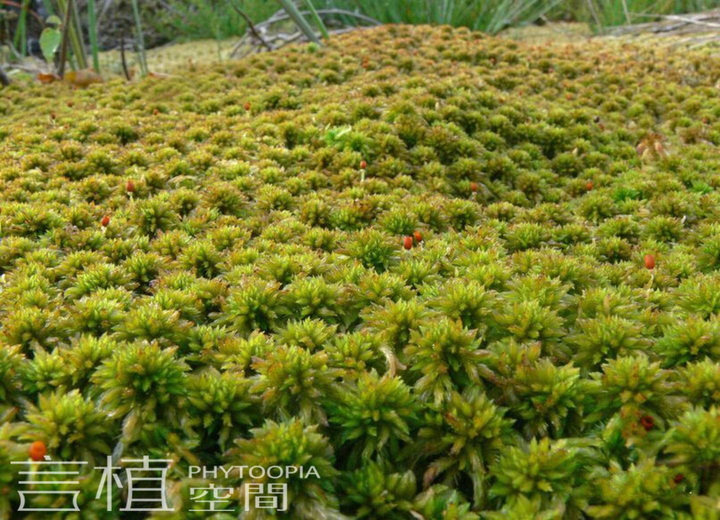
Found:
[321,0,563,34]
[11,0,29,56]
[149,0,279,42]
[143,0,720,45]
[55,0,87,70]
[130,0,147,76]
[554,0,720,29]
[86,0,99,73]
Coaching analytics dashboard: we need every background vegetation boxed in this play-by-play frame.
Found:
[4,0,720,59]
[151,0,720,40]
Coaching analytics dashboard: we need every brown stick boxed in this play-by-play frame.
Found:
[228,0,272,50]
[58,0,74,78]
[0,66,10,87]
[120,33,130,81]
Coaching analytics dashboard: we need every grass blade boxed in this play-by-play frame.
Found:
[130,0,148,76]
[70,0,87,67]
[13,0,29,57]
[303,0,330,40]
[56,0,87,70]
[87,0,100,73]
[276,0,321,44]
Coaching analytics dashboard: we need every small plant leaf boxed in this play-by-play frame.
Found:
[39,27,62,64]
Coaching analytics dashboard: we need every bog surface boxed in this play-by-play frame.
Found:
[0,24,719,519]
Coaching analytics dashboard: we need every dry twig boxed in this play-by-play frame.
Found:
[0,66,10,86]
[120,33,131,81]
[58,0,74,78]
[227,1,272,50]
[230,7,380,59]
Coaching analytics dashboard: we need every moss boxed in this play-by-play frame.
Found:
[1,24,720,517]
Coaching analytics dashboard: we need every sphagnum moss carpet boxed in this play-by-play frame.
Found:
[1,24,720,519]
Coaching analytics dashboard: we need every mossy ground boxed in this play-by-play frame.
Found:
[97,37,244,76]
[1,24,720,519]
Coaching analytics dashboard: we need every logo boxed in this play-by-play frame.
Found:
[12,456,319,514]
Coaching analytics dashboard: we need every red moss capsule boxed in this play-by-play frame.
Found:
[470,182,478,193]
[126,180,135,193]
[644,254,655,270]
[403,236,413,250]
[673,473,684,484]
[586,181,593,191]
[29,441,47,461]
[101,215,110,227]
[360,160,367,170]
[413,230,422,243]
[640,414,655,431]
[244,102,251,111]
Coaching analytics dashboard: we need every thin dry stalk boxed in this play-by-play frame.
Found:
[58,0,73,78]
